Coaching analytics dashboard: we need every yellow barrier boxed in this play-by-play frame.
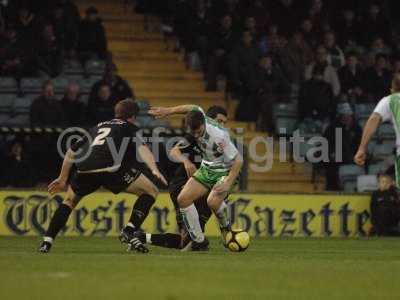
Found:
[0,191,371,237]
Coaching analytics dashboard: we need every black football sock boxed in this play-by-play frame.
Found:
[45,204,72,241]
[150,233,182,249]
[128,194,155,229]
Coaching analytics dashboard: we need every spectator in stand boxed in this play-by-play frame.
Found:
[323,102,362,190]
[35,23,63,77]
[279,31,313,84]
[259,24,283,56]
[89,63,134,105]
[305,45,341,96]
[368,37,392,58]
[270,0,303,37]
[228,30,261,100]
[360,3,391,46]
[307,0,329,31]
[299,65,334,121]
[184,0,212,71]
[300,18,318,49]
[363,54,391,102]
[50,3,79,56]
[206,14,236,91]
[338,52,364,96]
[244,16,258,39]
[370,173,400,236]
[61,83,85,126]
[0,26,34,78]
[245,0,270,33]
[77,6,108,70]
[14,5,41,48]
[30,80,65,126]
[87,84,115,125]
[1,140,35,187]
[250,55,290,131]
[323,31,345,69]
[335,9,360,49]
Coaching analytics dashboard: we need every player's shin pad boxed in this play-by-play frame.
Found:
[180,204,205,243]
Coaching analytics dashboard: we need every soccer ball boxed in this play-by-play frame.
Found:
[225,229,250,252]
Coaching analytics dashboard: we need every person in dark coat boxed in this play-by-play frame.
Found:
[61,83,85,126]
[77,6,107,64]
[86,84,115,125]
[323,103,362,190]
[30,80,65,126]
[1,140,35,187]
[370,173,400,236]
[88,63,134,105]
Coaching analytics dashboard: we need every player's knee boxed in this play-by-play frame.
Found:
[177,193,190,208]
[207,196,219,212]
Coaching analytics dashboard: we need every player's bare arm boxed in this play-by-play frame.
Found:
[48,149,75,195]
[354,112,382,166]
[149,104,199,118]
[214,153,243,194]
[138,144,168,185]
[170,144,197,177]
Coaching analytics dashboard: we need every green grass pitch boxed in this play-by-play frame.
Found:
[1,237,400,300]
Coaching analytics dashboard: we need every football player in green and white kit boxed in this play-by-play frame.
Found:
[355,74,400,186]
[149,105,243,250]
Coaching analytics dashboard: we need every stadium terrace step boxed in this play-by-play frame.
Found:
[103,21,159,34]
[137,91,223,101]
[109,35,164,42]
[113,50,181,61]
[122,70,202,80]
[109,40,166,52]
[116,61,186,72]
[248,162,312,175]
[146,98,225,109]
[247,180,324,193]
[248,172,312,182]
[132,80,205,92]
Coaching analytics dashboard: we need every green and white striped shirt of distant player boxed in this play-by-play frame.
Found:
[192,106,238,172]
[374,93,400,186]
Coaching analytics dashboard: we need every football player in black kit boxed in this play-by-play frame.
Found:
[128,106,228,251]
[39,99,167,253]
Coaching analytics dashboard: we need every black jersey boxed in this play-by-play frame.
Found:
[167,134,203,192]
[71,119,144,172]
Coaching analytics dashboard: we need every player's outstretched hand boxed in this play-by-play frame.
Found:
[148,107,170,119]
[354,149,366,166]
[48,178,67,195]
[152,169,168,186]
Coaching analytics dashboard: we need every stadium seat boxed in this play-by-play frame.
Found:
[52,77,70,94]
[275,117,297,136]
[13,97,34,114]
[368,162,387,175]
[0,94,15,113]
[273,103,298,117]
[85,59,106,75]
[0,113,10,124]
[339,164,365,191]
[354,103,375,119]
[343,180,357,192]
[357,175,378,192]
[378,123,396,140]
[63,59,84,75]
[0,77,18,93]
[21,78,46,94]
[372,142,395,161]
[79,76,102,94]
